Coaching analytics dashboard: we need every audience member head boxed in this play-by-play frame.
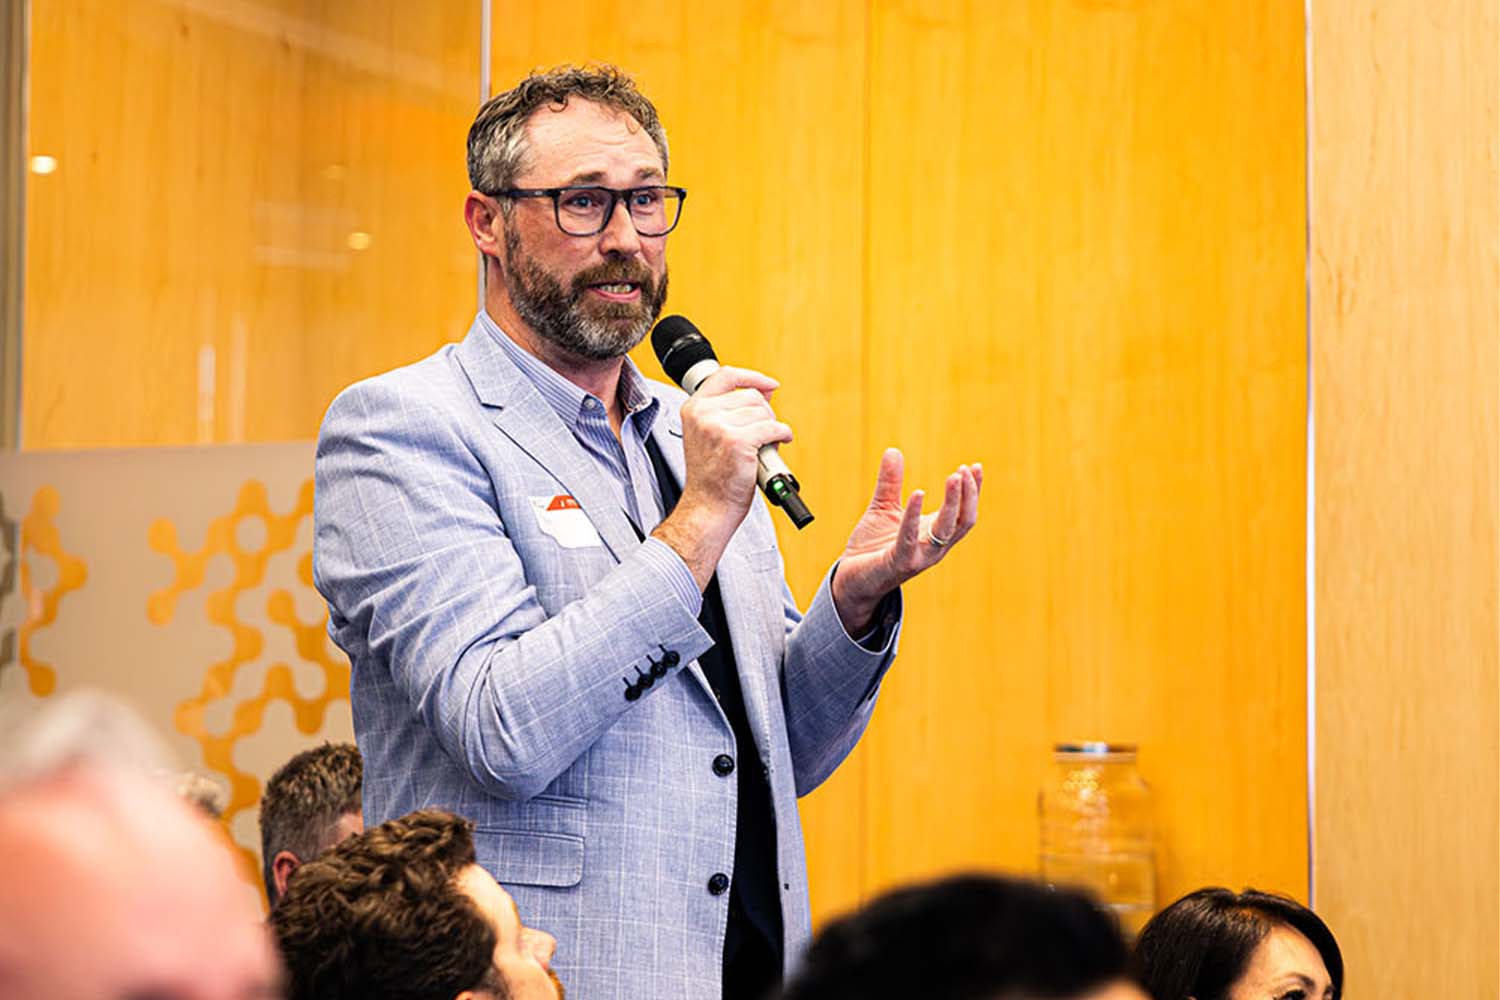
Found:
[0,691,280,1000]
[271,808,562,1000]
[780,873,1146,1000]
[1131,887,1343,1000]
[259,740,363,905]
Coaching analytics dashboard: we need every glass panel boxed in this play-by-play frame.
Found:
[0,0,23,450]
[21,0,483,448]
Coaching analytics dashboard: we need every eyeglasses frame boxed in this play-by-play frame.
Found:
[492,185,688,237]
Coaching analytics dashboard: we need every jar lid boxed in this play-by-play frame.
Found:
[1053,741,1137,756]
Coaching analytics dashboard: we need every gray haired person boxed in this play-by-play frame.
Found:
[0,691,279,1000]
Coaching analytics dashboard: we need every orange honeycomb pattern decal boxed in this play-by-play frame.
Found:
[147,479,348,873]
[7,486,90,697]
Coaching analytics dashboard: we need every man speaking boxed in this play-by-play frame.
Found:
[313,65,981,1000]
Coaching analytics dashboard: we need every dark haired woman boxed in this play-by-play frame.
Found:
[1131,888,1342,1000]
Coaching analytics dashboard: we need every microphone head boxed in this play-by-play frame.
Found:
[651,315,718,388]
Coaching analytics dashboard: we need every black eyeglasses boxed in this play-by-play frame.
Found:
[494,185,688,237]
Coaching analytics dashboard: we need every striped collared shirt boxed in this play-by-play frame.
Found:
[479,311,701,615]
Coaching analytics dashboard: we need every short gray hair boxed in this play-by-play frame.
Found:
[467,64,670,196]
[258,741,363,904]
[0,689,174,797]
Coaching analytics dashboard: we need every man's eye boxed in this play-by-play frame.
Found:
[1275,991,1308,1000]
[630,190,662,207]
[562,192,602,210]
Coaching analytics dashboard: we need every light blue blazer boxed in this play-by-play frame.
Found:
[313,317,901,1000]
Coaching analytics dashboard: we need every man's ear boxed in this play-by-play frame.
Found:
[271,850,302,901]
[464,191,506,262]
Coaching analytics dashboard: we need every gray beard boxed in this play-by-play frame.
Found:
[503,226,668,362]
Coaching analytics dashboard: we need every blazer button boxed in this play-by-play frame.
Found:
[650,659,669,679]
[663,650,681,667]
[712,754,735,777]
[623,682,641,702]
[707,872,730,896]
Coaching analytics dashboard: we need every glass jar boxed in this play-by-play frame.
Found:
[1038,741,1157,936]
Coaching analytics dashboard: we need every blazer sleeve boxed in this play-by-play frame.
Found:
[313,377,714,801]
[765,505,905,796]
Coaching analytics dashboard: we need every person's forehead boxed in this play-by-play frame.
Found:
[519,98,663,183]
[460,863,539,956]
[1254,923,1327,968]
[0,783,278,999]
[459,864,517,917]
[1235,923,1330,994]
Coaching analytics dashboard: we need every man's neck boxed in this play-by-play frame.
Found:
[483,300,627,431]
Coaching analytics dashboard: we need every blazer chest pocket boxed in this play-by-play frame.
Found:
[744,546,782,575]
[741,545,788,634]
[473,794,585,888]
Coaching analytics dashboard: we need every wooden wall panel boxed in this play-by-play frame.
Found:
[22,0,480,448]
[489,1,873,923]
[1311,1,1499,996]
[860,0,1308,906]
[492,0,1308,922]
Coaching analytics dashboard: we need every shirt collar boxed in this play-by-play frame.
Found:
[479,311,660,434]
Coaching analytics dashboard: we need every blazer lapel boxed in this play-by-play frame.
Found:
[649,416,779,755]
[454,322,640,562]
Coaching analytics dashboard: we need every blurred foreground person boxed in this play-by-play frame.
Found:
[272,808,563,1000]
[0,691,281,1000]
[259,740,364,906]
[779,873,1147,1000]
[1131,888,1342,1000]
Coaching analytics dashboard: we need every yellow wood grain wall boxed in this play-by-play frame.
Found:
[1310,0,1499,995]
[23,0,480,447]
[491,0,1308,922]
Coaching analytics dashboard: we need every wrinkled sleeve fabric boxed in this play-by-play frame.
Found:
[313,378,713,802]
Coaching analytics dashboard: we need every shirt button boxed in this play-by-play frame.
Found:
[584,398,597,409]
[713,754,735,777]
[707,873,730,896]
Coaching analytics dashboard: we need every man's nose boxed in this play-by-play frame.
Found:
[523,927,558,967]
[596,195,643,255]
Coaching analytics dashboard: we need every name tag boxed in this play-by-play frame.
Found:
[530,495,605,549]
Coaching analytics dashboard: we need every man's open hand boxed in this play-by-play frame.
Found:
[830,448,982,634]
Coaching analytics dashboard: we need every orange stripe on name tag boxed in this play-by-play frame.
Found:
[547,495,581,511]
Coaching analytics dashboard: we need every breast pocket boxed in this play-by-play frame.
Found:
[744,545,783,576]
[472,793,586,888]
[734,544,791,646]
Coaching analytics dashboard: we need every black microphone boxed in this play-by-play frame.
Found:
[651,315,814,529]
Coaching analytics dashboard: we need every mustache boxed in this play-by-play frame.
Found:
[570,259,654,293]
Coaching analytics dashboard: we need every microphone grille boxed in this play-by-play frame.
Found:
[651,315,717,387]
